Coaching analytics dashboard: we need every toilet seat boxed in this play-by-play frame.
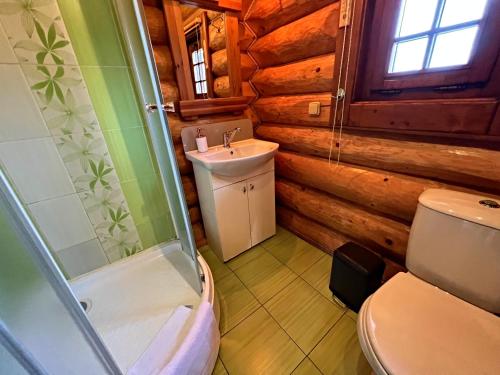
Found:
[357,272,500,375]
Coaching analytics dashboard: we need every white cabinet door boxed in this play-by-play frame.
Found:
[214,180,252,260]
[248,171,276,245]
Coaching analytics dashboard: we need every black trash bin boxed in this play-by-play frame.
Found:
[329,242,385,312]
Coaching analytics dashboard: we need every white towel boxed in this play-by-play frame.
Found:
[161,301,220,375]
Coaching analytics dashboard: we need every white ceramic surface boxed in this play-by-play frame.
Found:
[186,139,279,177]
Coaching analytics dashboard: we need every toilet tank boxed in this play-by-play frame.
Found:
[406,189,500,313]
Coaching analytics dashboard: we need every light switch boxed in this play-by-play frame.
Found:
[308,101,321,116]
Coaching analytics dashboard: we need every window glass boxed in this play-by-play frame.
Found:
[397,0,438,37]
[390,37,428,73]
[429,26,478,68]
[440,0,488,27]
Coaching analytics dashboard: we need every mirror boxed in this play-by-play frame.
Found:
[162,0,248,117]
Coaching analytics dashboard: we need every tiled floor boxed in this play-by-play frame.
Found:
[200,226,371,375]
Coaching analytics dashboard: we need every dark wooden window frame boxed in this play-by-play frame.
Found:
[363,0,500,95]
[332,0,500,139]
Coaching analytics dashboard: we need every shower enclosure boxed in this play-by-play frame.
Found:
[0,1,217,373]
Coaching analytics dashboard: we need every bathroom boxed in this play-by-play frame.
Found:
[1,0,499,374]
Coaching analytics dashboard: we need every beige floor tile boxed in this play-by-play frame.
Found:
[212,357,228,375]
[292,357,322,375]
[217,272,261,334]
[233,250,297,303]
[301,253,334,299]
[202,250,232,282]
[220,308,305,375]
[260,225,293,250]
[309,315,371,375]
[199,244,211,254]
[265,235,324,275]
[265,278,344,354]
[346,308,358,321]
[226,245,267,271]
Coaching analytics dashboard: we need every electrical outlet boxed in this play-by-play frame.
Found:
[308,102,321,116]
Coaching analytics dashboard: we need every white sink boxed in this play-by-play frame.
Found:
[185,138,279,177]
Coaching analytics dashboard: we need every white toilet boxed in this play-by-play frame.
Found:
[357,189,500,374]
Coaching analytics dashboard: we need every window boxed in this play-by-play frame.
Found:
[340,0,500,135]
[356,0,500,97]
[389,0,488,74]
[191,48,208,95]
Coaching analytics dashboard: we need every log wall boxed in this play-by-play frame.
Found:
[245,0,500,272]
[144,1,251,247]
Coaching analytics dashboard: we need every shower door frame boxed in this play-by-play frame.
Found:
[112,0,203,293]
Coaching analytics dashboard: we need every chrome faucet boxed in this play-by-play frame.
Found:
[223,127,241,148]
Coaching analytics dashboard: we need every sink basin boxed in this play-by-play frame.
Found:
[185,138,279,177]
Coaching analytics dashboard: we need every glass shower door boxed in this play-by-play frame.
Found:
[112,0,202,292]
[0,170,120,374]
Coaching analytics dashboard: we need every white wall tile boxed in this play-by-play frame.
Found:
[56,239,109,278]
[0,23,15,63]
[0,65,49,142]
[0,138,75,203]
[29,194,96,251]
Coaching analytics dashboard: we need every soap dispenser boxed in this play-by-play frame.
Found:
[196,128,208,153]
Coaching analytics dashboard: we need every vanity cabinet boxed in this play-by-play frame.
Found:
[193,159,276,261]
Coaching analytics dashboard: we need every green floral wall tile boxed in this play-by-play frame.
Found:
[80,66,143,131]
[57,0,126,67]
[0,0,143,262]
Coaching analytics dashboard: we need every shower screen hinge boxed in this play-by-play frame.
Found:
[145,102,175,113]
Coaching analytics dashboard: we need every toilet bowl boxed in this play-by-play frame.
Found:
[357,189,500,374]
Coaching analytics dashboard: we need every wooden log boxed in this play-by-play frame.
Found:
[160,81,179,101]
[209,20,226,51]
[276,178,410,261]
[189,205,202,224]
[241,53,257,81]
[249,3,339,68]
[252,54,335,96]
[175,142,192,175]
[253,93,332,126]
[242,81,257,100]
[277,205,405,281]
[144,6,168,45]
[182,175,198,206]
[192,221,207,247]
[154,46,175,82]
[212,49,228,76]
[214,76,231,97]
[239,22,254,51]
[225,12,242,97]
[244,106,260,127]
[246,0,335,37]
[256,124,500,193]
[276,151,448,222]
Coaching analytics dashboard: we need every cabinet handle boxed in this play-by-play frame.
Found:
[242,186,247,193]
[249,184,254,191]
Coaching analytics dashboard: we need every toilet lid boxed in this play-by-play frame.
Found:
[364,272,500,375]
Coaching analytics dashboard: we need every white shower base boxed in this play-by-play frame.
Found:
[70,241,218,373]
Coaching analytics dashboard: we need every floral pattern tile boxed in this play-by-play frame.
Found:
[0,0,76,65]
[0,0,142,260]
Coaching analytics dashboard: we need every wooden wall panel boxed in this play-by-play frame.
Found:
[249,2,339,68]
[276,206,405,281]
[253,93,332,126]
[257,124,500,193]
[276,178,410,261]
[246,0,336,37]
[252,54,335,96]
